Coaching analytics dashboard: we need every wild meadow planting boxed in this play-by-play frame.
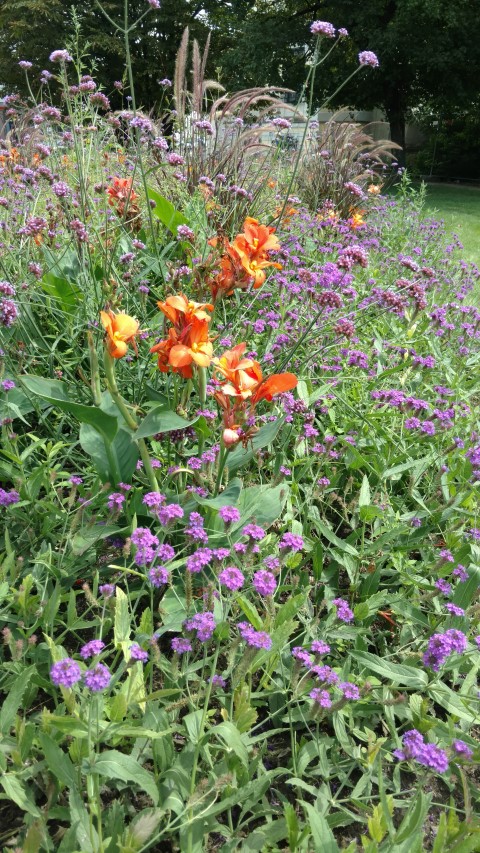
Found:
[0,10,480,852]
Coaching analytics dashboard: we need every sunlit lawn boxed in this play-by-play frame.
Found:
[422,183,480,267]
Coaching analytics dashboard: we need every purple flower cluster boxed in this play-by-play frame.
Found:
[148,565,170,587]
[394,729,448,773]
[84,663,111,692]
[51,657,111,692]
[310,20,336,37]
[279,533,304,552]
[358,51,379,68]
[80,639,105,659]
[253,570,277,596]
[219,505,241,525]
[171,637,192,654]
[238,622,272,650]
[0,488,20,506]
[131,527,159,566]
[219,566,245,591]
[184,611,216,642]
[185,511,208,543]
[332,597,354,623]
[50,658,82,687]
[129,642,148,662]
[186,548,213,573]
[422,628,467,670]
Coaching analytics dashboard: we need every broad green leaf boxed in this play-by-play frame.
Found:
[114,587,130,648]
[146,186,190,234]
[358,475,371,507]
[312,518,359,557]
[85,749,159,805]
[39,272,83,315]
[212,721,249,767]
[235,594,263,630]
[0,774,41,817]
[0,383,34,423]
[135,405,199,439]
[452,564,480,611]
[394,791,431,843]
[38,732,78,790]
[69,785,96,852]
[79,423,139,483]
[22,376,118,442]
[71,524,127,556]
[128,809,163,845]
[156,589,188,634]
[236,483,289,529]
[0,666,36,735]
[428,684,476,722]
[182,710,204,744]
[301,802,339,852]
[226,417,285,472]
[350,651,428,689]
[193,477,242,509]
[274,593,307,628]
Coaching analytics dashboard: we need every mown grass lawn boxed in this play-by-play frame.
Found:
[422,183,480,267]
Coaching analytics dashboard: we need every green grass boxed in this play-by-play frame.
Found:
[422,183,480,267]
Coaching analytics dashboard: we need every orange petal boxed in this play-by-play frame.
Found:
[253,372,298,403]
[169,344,194,368]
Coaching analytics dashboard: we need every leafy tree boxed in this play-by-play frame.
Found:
[210,0,480,165]
[0,0,215,110]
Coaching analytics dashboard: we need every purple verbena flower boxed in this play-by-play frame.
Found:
[238,622,272,650]
[171,637,192,654]
[423,629,467,670]
[80,640,105,659]
[253,570,277,596]
[358,51,379,68]
[184,612,215,642]
[218,566,245,591]
[50,658,82,687]
[84,663,111,692]
[332,597,354,623]
[129,642,149,662]
[310,688,332,708]
[148,565,170,587]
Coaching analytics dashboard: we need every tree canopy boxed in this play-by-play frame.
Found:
[1,0,480,163]
[209,0,480,163]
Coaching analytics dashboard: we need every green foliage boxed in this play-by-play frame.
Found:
[0,21,479,853]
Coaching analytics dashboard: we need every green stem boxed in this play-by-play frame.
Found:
[186,646,220,853]
[213,443,229,496]
[103,351,158,491]
[87,332,102,406]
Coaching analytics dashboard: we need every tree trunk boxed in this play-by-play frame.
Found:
[386,109,406,167]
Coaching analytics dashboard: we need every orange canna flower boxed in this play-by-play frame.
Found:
[213,343,298,447]
[349,211,365,229]
[232,217,282,288]
[213,343,263,399]
[367,184,381,195]
[250,371,298,405]
[157,293,213,327]
[106,177,139,207]
[150,295,214,379]
[213,343,297,403]
[274,205,298,226]
[100,310,140,359]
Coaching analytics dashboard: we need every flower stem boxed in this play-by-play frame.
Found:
[103,350,158,491]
